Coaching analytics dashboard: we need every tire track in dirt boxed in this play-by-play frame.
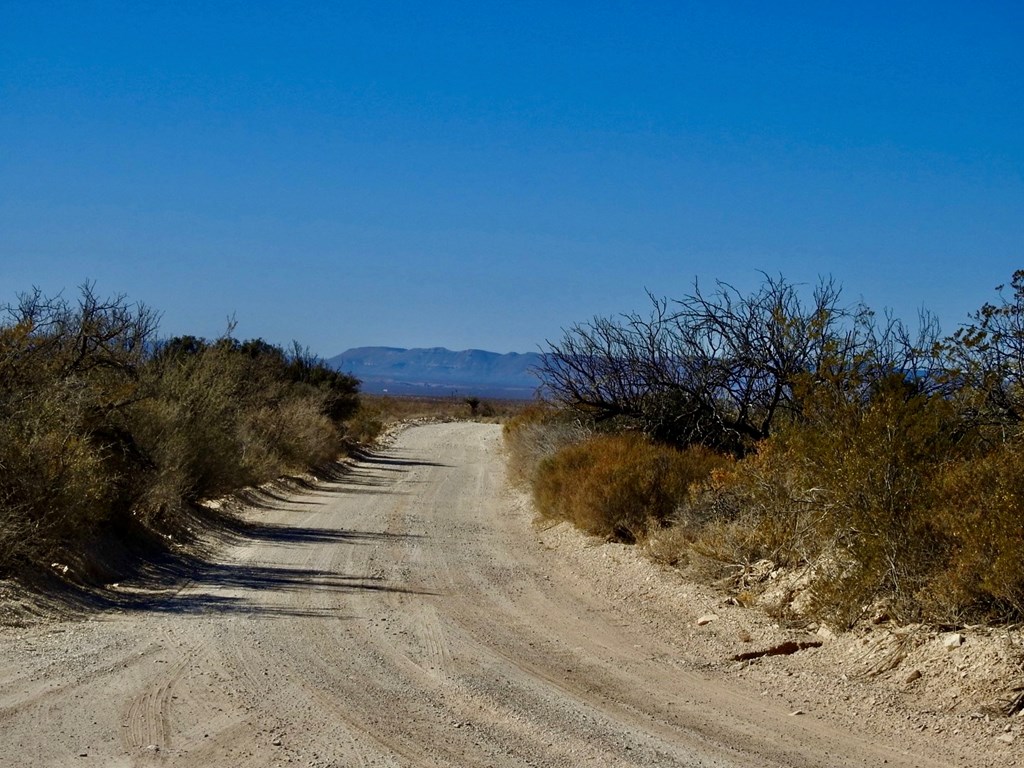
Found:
[121,655,188,753]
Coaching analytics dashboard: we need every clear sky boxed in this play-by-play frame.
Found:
[2,1,1022,355]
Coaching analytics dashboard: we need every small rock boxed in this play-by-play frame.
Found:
[941,632,964,649]
[816,625,836,641]
[272,737,282,746]
[997,733,1016,744]
[789,709,806,716]
[696,614,718,626]
[905,670,922,684]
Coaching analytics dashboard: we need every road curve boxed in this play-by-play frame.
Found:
[0,422,949,767]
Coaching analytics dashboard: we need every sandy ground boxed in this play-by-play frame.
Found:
[0,422,1021,766]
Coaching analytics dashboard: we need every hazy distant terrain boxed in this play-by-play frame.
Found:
[328,346,542,399]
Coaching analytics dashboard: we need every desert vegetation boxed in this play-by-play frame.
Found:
[509,271,1024,628]
[0,284,359,586]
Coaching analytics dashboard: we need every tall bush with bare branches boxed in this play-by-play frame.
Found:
[538,275,939,455]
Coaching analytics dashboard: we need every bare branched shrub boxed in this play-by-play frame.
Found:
[530,270,1024,628]
[538,276,861,454]
[946,269,1024,431]
[538,274,946,457]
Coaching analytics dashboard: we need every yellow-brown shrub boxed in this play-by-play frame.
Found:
[666,380,967,626]
[503,403,591,487]
[924,443,1024,621]
[533,433,729,542]
[0,286,357,584]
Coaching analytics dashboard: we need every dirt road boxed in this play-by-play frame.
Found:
[0,422,972,766]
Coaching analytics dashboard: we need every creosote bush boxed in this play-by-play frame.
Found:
[0,286,158,570]
[706,380,963,626]
[135,336,354,510]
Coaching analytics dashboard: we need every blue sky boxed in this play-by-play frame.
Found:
[2,1,1022,355]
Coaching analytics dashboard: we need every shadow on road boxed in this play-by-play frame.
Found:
[112,559,435,617]
[351,447,451,469]
[230,522,423,546]
[99,512,433,617]
[17,446,442,620]
[228,450,435,511]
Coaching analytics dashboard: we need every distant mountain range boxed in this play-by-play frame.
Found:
[327,347,544,399]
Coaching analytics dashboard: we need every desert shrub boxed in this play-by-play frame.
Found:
[268,395,340,468]
[345,404,387,445]
[502,403,592,487]
[280,342,360,424]
[0,286,158,569]
[133,337,347,511]
[533,433,729,542]
[945,269,1024,432]
[674,377,966,626]
[789,380,965,625]
[0,285,358,583]
[528,270,1024,630]
[0,381,114,567]
[924,442,1024,622]
[537,276,943,455]
[133,341,257,506]
[674,440,825,576]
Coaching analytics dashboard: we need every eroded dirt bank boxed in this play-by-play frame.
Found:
[0,422,1019,766]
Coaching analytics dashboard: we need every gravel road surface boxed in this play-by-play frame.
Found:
[0,422,964,766]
